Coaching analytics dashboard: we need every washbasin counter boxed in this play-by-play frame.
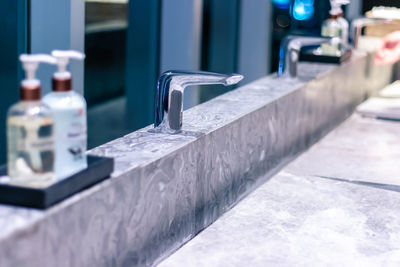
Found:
[0,53,394,266]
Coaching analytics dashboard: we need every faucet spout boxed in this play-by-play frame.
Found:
[154,70,243,133]
[278,36,334,78]
[350,18,392,49]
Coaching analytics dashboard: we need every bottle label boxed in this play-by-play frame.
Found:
[8,118,55,174]
[322,26,342,38]
[53,107,87,179]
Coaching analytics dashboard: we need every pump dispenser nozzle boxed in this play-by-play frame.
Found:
[329,0,349,16]
[19,54,57,100]
[51,50,85,92]
[20,54,57,88]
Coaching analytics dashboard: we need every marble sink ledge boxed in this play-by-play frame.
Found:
[0,53,393,267]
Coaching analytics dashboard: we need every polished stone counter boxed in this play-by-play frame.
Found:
[0,53,393,266]
[158,113,400,267]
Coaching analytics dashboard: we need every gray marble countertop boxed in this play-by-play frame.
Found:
[158,110,400,267]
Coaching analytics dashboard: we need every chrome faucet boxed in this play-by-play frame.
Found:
[154,70,243,133]
[278,36,336,78]
[351,18,392,49]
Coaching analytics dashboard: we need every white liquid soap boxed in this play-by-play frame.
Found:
[43,50,87,180]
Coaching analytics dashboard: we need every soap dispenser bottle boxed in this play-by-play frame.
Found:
[336,0,350,47]
[42,50,87,180]
[321,0,347,55]
[7,54,57,188]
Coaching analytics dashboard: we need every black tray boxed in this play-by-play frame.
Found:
[300,46,352,64]
[0,155,114,209]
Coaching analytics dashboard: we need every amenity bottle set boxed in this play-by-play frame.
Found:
[321,0,350,55]
[7,50,87,188]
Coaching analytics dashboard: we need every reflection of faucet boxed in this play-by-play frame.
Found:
[278,36,335,78]
[351,18,392,49]
[154,70,243,133]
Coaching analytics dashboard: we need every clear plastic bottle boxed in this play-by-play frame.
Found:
[321,0,350,55]
[321,17,342,56]
[7,54,57,188]
[7,101,55,187]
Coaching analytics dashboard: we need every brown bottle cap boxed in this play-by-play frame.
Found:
[330,11,343,19]
[20,85,41,101]
[330,14,339,19]
[52,77,72,92]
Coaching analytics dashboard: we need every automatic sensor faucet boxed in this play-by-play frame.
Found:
[154,70,243,133]
[278,36,337,78]
[350,18,392,49]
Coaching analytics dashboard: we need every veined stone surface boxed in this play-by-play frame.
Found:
[158,114,400,267]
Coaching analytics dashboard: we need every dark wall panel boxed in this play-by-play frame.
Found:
[201,0,241,103]
[125,0,161,130]
[0,0,27,164]
[363,0,400,13]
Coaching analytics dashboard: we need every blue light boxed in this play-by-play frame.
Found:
[293,0,314,21]
[272,0,290,9]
